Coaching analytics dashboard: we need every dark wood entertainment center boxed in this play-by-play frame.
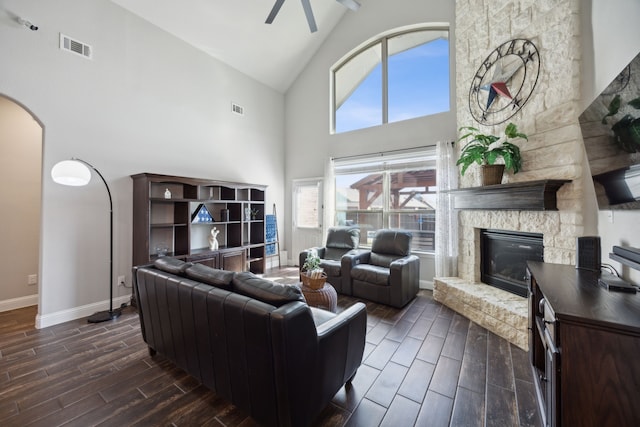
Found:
[131,173,266,273]
[527,261,640,427]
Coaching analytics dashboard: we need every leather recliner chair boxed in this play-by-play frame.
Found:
[348,229,420,308]
[299,226,361,295]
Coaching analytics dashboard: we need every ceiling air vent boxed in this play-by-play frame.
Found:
[231,103,244,116]
[59,33,92,59]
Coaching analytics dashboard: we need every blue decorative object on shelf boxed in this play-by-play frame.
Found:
[266,214,277,255]
[191,204,214,223]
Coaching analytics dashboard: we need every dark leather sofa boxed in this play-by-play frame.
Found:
[298,226,361,294]
[349,229,420,308]
[133,258,367,427]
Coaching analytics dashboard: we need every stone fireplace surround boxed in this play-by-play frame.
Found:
[434,189,583,351]
[440,0,587,350]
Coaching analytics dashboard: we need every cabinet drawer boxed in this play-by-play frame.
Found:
[220,249,245,272]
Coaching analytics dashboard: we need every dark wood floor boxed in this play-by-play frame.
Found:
[0,267,541,427]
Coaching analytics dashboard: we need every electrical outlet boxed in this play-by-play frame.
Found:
[117,275,126,287]
[27,274,38,285]
[607,210,614,223]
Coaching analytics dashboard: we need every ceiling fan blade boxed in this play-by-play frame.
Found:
[265,0,286,24]
[300,0,317,33]
[337,0,361,11]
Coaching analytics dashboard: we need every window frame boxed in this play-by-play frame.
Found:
[332,147,437,253]
[330,23,450,134]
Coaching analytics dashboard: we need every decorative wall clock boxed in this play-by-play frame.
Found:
[468,38,540,125]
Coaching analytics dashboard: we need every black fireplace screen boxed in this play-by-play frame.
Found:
[481,229,543,297]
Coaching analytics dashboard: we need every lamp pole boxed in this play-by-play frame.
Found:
[73,159,120,322]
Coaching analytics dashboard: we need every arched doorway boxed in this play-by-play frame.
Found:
[0,94,43,316]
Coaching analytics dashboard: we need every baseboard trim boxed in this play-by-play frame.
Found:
[420,279,434,290]
[35,295,131,329]
[0,294,39,313]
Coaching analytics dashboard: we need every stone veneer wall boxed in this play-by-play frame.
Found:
[435,0,588,349]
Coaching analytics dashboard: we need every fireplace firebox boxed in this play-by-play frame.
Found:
[481,229,543,297]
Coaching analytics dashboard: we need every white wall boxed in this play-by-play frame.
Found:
[0,96,42,308]
[284,0,457,286]
[581,0,640,284]
[0,0,285,326]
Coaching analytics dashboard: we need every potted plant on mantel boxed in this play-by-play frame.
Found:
[456,122,527,185]
[301,252,326,290]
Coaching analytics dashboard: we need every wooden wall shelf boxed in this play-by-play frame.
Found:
[450,179,571,211]
[131,173,267,274]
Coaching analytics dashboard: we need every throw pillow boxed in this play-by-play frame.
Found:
[154,257,191,275]
[232,272,305,307]
[184,264,235,290]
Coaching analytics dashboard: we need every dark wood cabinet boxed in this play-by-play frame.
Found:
[131,173,266,274]
[186,252,220,269]
[527,261,640,427]
[219,248,245,272]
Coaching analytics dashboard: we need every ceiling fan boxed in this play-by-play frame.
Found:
[265,0,361,33]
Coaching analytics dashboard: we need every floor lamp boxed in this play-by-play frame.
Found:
[51,158,121,323]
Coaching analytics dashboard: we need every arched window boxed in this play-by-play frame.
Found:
[331,24,450,133]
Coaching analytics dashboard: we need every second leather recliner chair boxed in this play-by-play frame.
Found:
[348,229,420,308]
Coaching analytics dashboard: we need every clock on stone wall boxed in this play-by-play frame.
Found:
[468,38,540,125]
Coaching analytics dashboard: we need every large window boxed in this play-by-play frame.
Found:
[331,25,450,134]
[333,148,437,252]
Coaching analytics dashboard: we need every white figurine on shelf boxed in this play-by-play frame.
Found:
[209,227,220,250]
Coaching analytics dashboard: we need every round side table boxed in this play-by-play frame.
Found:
[300,282,337,313]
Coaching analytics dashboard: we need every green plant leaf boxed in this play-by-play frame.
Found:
[628,97,640,110]
[609,94,622,114]
[457,123,525,175]
[486,151,498,165]
[504,152,513,169]
[505,122,517,136]
[459,126,480,133]
[602,94,622,124]
[612,114,640,153]
[504,122,528,140]
[501,142,522,173]
[627,117,640,151]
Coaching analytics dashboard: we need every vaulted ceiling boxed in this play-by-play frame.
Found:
[110,0,355,93]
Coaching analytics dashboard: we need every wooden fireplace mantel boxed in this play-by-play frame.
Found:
[449,179,571,211]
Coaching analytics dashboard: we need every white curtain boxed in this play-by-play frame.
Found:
[435,140,458,277]
[323,157,336,237]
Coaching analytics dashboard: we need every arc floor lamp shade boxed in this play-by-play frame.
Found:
[51,158,121,323]
[51,160,92,186]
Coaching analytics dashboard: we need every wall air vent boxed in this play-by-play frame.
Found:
[59,33,92,59]
[231,102,244,116]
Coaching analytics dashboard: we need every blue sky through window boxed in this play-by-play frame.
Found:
[336,37,449,133]
[389,38,450,122]
[336,63,383,133]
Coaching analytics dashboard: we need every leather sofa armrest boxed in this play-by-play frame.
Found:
[339,249,369,295]
[315,302,366,337]
[389,255,420,308]
[316,302,367,385]
[390,254,420,270]
[345,249,370,265]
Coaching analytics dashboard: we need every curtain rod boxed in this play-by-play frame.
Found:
[331,144,437,162]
